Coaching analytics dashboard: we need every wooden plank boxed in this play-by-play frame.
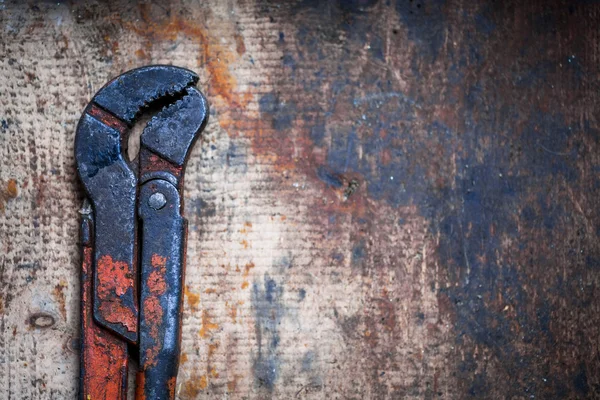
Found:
[0,0,599,398]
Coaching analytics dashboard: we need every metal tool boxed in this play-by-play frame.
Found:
[75,65,208,399]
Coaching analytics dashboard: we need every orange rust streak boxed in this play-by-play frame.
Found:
[96,255,137,333]
[6,179,18,198]
[199,310,219,338]
[243,262,255,278]
[241,262,254,289]
[87,103,128,132]
[81,247,128,400]
[180,353,188,364]
[52,282,67,320]
[142,254,168,368]
[199,375,208,389]
[135,372,146,400]
[143,297,164,367]
[185,285,201,311]
[135,48,147,59]
[208,342,219,358]
[182,374,206,398]
[126,6,250,109]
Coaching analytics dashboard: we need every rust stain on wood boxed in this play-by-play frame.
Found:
[0,178,18,212]
[52,281,67,320]
[199,310,219,339]
[124,4,252,109]
[185,285,201,311]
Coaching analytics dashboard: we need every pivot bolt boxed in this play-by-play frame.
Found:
[148,192,167,210]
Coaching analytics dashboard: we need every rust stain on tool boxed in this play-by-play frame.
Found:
[142,254,167,368]
[96,255,137,333]
[148,254,168,295]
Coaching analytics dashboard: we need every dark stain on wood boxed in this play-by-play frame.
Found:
[251,0,600,397]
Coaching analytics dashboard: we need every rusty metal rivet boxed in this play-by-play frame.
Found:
[149,192,167,210]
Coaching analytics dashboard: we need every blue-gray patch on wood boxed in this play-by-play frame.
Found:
[226,141,248,174]
[252,275,284,390]
[258,93,296,131]
[302,350,314,372]
[298,288,306,302]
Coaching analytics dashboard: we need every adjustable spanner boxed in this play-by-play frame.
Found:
[75,65,208,399]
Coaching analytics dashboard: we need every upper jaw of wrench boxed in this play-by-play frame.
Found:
[75,65,208,189]
[92,64,200,126]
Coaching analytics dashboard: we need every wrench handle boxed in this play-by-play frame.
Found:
[136,179,186,399]
[79,204,129,400]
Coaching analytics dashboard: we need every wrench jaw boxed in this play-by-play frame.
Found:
[139,86,209,193]
[141,86,208,167]
[75,66,207,400]
[92,65,199,125]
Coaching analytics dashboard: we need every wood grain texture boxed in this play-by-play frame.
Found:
[1,0,599,398]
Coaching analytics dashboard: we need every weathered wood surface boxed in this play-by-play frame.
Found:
[1,0,599,398]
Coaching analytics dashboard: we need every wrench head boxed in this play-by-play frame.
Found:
[92,65,199,125]
[141,86,208,166]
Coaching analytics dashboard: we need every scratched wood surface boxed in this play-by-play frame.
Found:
[1,0,600,398]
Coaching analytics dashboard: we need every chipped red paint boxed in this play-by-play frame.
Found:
[141,255,168,367]
[148,254,168,295]
[96,254,137,333]
[167,377,177,398]
[81,243,128,399]
[140,255,168,369]
[86,103,129,133]
[135,372,146,400]
[143,297,164,367]
[139,147,183,181]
